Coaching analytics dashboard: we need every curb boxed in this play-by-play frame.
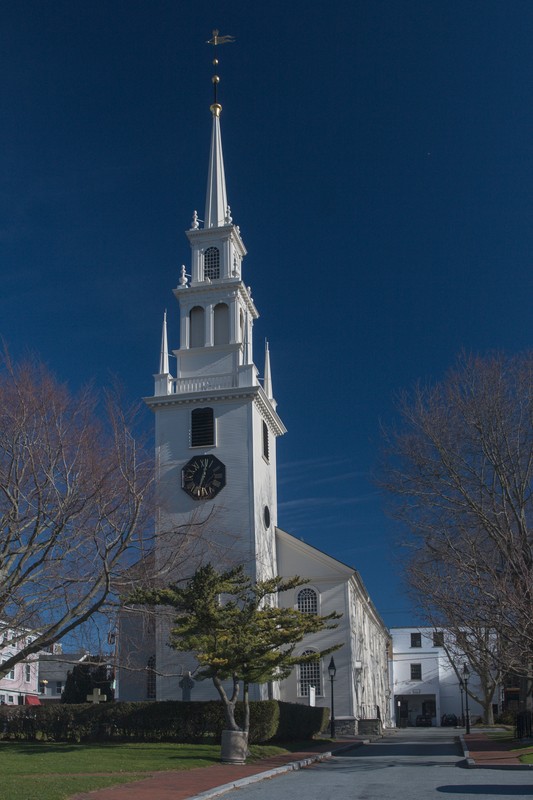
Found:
[188,741,366,800]
[459,734,533,771]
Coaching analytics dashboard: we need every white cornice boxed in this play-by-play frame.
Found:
[186,224,247,257]
[145,385,286,437]
[173,280,259,319]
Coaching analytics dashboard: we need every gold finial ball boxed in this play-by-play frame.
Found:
[213,57,219,65]
[212,75,220,84]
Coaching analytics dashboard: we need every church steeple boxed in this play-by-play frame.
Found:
[204,104,228,229]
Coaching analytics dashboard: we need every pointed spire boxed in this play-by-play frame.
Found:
[264,340,273,400]
[204,30,234,229]
[204,106,228,228]
[159,310,169,374]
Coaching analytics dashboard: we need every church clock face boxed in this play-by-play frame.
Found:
[182,455,226,501]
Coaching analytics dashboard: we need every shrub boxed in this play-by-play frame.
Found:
[276,701,329,741]
[0,699,320,743]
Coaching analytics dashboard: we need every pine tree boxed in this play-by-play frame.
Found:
[128,564,341,732]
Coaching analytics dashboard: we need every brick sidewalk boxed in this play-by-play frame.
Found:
[71,740,358,800]
[464,731,533,768]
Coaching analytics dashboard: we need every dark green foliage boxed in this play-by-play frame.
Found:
[276,701,329,741]
[62,662,115,704]
[127,564,341,733]
[0,700,313,744]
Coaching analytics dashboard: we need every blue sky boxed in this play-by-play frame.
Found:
[1,1,531,626]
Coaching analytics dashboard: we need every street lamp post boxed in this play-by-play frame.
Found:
[459,679,465,727]
[463,664,471,735]
[328,656,337,740]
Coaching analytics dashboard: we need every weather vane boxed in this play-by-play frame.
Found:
[206,29,235,111]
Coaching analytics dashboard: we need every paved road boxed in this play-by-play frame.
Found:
[217,729,533,800]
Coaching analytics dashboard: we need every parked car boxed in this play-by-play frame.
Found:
[441,713,458,727]
[415,714,433,727]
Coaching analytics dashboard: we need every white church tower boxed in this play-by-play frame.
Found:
[144,56,286,698]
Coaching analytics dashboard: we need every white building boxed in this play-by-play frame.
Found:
[390,627,493,726]
[118,70,392,734]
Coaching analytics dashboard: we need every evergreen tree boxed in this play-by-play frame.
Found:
[128,564,341,732]
[62,661,114,704]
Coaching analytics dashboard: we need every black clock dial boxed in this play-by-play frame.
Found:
[182,455,226,501]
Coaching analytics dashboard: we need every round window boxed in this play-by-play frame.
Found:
[263,505,271,529]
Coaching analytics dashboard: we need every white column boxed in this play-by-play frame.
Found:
[205,304,214,346]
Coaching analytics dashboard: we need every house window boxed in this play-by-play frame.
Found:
[191,408,215,447]
[24,664,31,683]
[433,631,444,647]
[213,303,229,345]
[411,663,422,680]
[147,655,156,700]
[410,632,422,648]
[298,650,322,697]
[297,588,318,615]
[190,306,205,348]
[204,247,220,280]
[262,421,269,461]
[55,682,62,695]
[2,660,15,680]
[0,695,4,704]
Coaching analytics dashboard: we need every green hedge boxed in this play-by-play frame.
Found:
[0,699,315,744]
[276,701,329,740]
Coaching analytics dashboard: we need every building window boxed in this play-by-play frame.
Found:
[433,631,444,647]
[2,660,15,680]
[262,421,269,462]
[24,664,31,683]
[55,682,62,695]
[213,303,229,345]
[191,408,215,447]
[298,650,322,697]
[410,632,422,648]
[410,663,422,681]
[190,306,205,348]
[204,247,220,280]
[147,655,156,700]
[0,694,4,704]
[297,588,318,615]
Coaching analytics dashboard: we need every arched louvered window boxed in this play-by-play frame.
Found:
[191,407,215,447]
[146,655,156,700]
[214,303,229,345]
[190,306,205,348]
[204,247,220,280]
[297,587,318,615]
[298,650,322,697]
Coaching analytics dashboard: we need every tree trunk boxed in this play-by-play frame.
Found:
[213,675,241,731]
[243,682,250,734]
[482,699,494,725]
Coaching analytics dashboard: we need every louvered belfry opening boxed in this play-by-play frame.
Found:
[191,407,215,447]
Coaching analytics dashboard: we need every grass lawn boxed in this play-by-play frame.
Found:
[0,741,291,800]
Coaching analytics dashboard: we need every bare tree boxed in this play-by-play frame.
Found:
[380,351,533,706]
[0,350,156,678]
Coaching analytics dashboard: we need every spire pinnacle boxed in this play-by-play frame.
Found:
[159,310,169,374]
[264,340,273,400]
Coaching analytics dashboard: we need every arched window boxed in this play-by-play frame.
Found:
[189,306,205,348]
[146,655,156,700]
[213,303,229,345]
[262,421,269,462]
[191,407,215,447]
[298,650,322,697]
[204,247,220,280]
[297,587,318,615]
